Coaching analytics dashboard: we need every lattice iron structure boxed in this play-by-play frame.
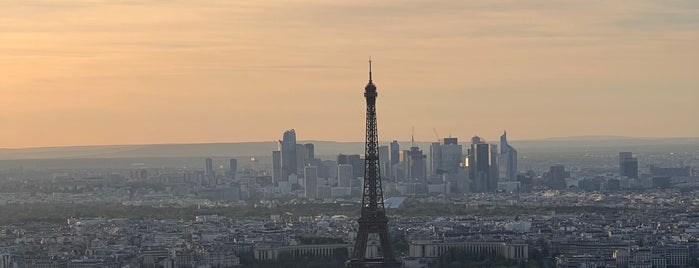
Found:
[347,60,401,268]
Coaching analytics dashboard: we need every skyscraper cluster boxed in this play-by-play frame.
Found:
[270,129,333,199]
[467,136,499,193]
[271,130,322,183]
[268,129,521,197]
[331,132,517,196]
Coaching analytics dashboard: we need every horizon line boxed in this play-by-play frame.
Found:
[2,135,699,150]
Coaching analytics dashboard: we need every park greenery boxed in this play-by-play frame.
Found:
[0,198,647,225]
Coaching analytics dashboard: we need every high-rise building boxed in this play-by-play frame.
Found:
[389,140,399,165]
[388,140,400,182]
[429,138,463,192]
[430,142,442,176]
[320,160,337,180]
[205,158,214,178]
[295,144,306,175]
[304,143,315,161]
[272,151,282,184]
[229,158,237,178]
[279,129,297,181]
[430,137,462,175]
[406,146,427,183]
[337,154,348,165]
[338,164,353,188]
[499,131,518,181]
[468,137,497,192]
[379,145,389,178]
[456,157,471,193]
[304,166,318,199]
[619,152,638,179]
[489,144,499,190]
[339,154,364,180]
[547,165,570,190]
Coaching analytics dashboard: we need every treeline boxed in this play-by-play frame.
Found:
[0,202,363,224]
[0,203,271,224]
[0,199,647,225]
[394,199,641,217]
[297,236,345,245]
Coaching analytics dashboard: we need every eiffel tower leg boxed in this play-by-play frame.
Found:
[378,224,394,260]
[352,224,369,262]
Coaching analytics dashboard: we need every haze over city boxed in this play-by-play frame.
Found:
[3,2,699,268]
[2,0,699,148]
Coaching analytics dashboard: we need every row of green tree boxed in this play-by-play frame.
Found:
[0,200,645,225]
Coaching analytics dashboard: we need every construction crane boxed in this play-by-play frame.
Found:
[433,128,440,142]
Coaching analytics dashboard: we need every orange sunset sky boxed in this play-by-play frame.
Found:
[1,0,698,148]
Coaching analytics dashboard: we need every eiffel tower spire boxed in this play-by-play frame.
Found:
[347,60,401,268]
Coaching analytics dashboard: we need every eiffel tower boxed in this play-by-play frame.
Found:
[347,60,401,268]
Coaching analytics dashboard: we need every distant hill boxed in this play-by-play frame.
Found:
[515,136,699,151]
[1,137,698,160]
[0,141,360,160]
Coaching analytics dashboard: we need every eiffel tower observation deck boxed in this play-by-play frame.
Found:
[346,60,401,268]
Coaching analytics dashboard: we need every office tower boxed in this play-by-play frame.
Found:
[304,166,318,199]
[430,138,463,193]
[337,154,348,165]
[388,140,400,180]
[379,145,389,178]
[279,129,297,181]
[468,137,497,192]
[456,158,471,193]
[499,131,518,181]
[406,146,427,183]
[339,154,364,180]
[430,137,462,175]
[548,165,570,190]
[295,144,306,174]
[229,158,237,178]
[619,152,638,179]
[489,144,499,191]
[304,143,315,161]
[388,140,399,181]
[430,142,442,175]
[205,158,214,178]
[349,60,399,267]
[272,151,282,184]
[389,140,400,164]
[350,155,364,180]
[338,164,353,187]
[320,160,338,180]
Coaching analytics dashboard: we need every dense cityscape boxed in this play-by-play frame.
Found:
[0,128,697,267]
[4,0,698,267]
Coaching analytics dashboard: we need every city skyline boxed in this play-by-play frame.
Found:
[3,0,699,148]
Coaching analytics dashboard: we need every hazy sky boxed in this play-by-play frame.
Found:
[2,0,698,148]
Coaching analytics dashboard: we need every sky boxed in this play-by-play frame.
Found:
[1,0,698,148]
